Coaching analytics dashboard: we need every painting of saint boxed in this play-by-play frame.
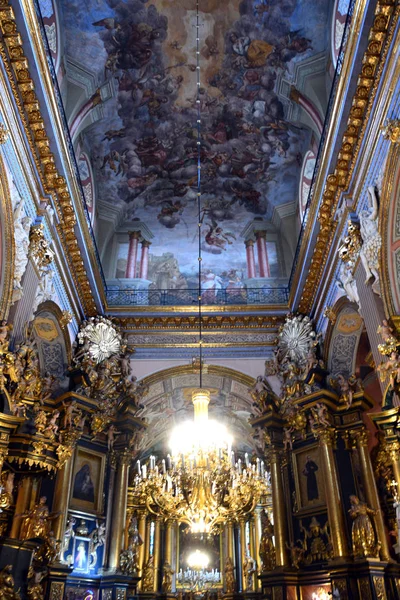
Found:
[302,455,319,501]
[73,463,95,503]
[293,446,325,511]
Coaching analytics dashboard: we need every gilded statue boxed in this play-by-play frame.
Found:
[259,511,275,571]
[224,556,235,594]
[0,472,14,510]
[0,565,20,600]
[248,375,270,414]
[377,351,400,390]
[243,554,256,590]
[19,496,50,540]
[330,374,362,409]
[349,495,379,558]
[142,555,155,591]
[27,567,46,600]
[300,517,332,564]
[162,561,174,592]
[309,403,331,429]
[377,320,398,355]
[286,541,305,569]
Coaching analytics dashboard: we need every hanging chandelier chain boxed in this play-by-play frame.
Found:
[196,0,203,387]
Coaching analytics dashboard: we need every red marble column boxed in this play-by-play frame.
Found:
[139,240,151,280]
[125,231,140,279]
[245,239,256,278]
[255,231,270,278]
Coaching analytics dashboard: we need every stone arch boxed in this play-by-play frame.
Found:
[0,155,15,320]
[139,364,257,455]
[31,301,71,382]
[379,141,400,321]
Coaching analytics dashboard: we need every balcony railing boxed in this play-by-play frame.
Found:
[105,286,289,307]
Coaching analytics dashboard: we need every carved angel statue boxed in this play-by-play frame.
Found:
[310,403,331,428]
[0,565,20,600]
[243,554,256,591]
[61,401,78,429]
[248,375,270,415]
[42,410,60,440]
[0,471,15,510]
[89,521,106,568]
[377,351,400,390]
[283,426,293,451]
[162,561,174,592]
[224,556,235,594]
[62,517,76,558]
[12,201,32,303]
[337,261,360,307]
[349,495,379,558]
[330,373,362,409]
[359,186,381,293]
[377,319,399,356]
[106,424,121,450]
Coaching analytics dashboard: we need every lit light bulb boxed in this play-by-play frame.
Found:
[187,549,210,570]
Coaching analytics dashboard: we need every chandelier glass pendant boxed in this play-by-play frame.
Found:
[132,0,269,533]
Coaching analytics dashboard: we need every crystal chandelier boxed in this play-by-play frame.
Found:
[133,389,270,533]
[177,549,220,591]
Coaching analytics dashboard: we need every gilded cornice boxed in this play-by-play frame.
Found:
[115,315,283,330]
[0,0,97,316]
[298,0,399,313]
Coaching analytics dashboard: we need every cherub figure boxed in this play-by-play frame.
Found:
[285,541,305,569]
[310,403,331,428]
[249,375,270,414]
[378,351,400,389]
[62,401,77,429]
[283,426,293,451]
[43,410,60,440]
[332,373,362,409]
[106,424,121,450]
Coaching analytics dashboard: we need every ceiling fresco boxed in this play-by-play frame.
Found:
[49,0,331,287]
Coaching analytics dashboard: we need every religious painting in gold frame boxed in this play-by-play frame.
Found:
[70,447,105,514]
[292,444,326,512]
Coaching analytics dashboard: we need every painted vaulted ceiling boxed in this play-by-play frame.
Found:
[40,0,338,289]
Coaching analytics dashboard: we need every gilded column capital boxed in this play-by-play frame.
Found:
[314,426,336,446]
[349,428,369,448]
[119,450,132,467]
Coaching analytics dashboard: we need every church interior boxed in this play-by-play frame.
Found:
[0,0,400,598]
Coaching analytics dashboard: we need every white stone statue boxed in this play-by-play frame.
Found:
[359,185,381,294]
[30,268,56,321]
[337,261,360,307]
[12,201,32,303]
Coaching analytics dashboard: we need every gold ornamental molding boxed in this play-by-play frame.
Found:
[0,155,15,319]
[298,0,399,313]
[0,0,97,316]
[115,314,283,330]
[141,363,256,389]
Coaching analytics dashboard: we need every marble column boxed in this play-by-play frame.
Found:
[107,451,131,570]
[125,231,141,279]
[255,231,270,278]
[351,429,390,561]
[52,454,75,554]
[316,428,348,559]
[245,240,256,279]
[10,477,33,538]
[139,240,151,280]
[270,449,289,567]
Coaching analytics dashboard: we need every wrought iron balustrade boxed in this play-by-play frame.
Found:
[105,286,289,306]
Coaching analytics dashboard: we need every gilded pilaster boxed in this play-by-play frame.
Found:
[239,518,247,591]
[137,509,147,586]
[315,428,348,558]
[270,449,289,567]
[253,507,262,588]
[153,517,161,592]
[226,518,235,563]
[108,450,131,571]
[10,477,33,539]
[350,429,390,561]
